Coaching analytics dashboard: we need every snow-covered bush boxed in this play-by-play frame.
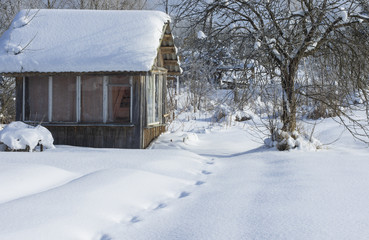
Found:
[305,103,338,120]
[235,111,252,122]
[212,104,231,122]
[182,133,199,144]
[264,124,322,151]
[0,121,55,152]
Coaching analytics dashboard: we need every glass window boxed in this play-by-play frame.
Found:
[147,76,154,124]
[155,75,161,122]
[52,75,76,122]
[81,75,103,122]
[147,74,162,124]
[25,76,48,122]
[107,75,131,123]
[109,75,130,85]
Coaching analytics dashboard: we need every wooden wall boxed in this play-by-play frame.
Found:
[45,74,145,149]
[143,125,166,148]
[15,72,168,149]
[46,125,140,148]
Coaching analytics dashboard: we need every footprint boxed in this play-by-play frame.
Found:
[179,191,191,198]
[130,216,141,223]
[206,161,214,165]
[100,234,112,240]
[202,170,212,175]
[195,181,205,185]
[154,203,167,210]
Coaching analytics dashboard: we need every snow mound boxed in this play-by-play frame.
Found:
[265,129,322,151]
[213,104,232,122]
[0,163,77,204]
[0,122,55,151]
[235,110,253,122]
[182,133,199,144]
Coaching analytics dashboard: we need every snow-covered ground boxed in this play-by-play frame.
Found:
[1,109,369,239]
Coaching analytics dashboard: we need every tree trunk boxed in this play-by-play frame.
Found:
[281,60,298,132]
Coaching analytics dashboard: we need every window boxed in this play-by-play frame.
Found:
[147,74,162,125]
[81,76,103,122]
[23,74,133,124]
[25,76,48,122]
[52,75,76,122]
[107,76,131,123]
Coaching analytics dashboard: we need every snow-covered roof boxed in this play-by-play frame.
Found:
[0,9,171,74]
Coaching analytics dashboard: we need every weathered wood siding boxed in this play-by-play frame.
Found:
[143,125,166,148]
[45,125,139,148]
[131,75,143,148]
[44,74,144,149]
[14,72,169,149]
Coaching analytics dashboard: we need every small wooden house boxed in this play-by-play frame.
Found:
[0,9,180,148]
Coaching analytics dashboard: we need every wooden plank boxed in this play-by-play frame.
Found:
[167,71,181,76]
[48,76,53,122]
[162,35,172,41]
[164,60,179,65]
[45,125,139,148]
[161,46,175,54]
[143,125,166,148]
[167,76,177,80]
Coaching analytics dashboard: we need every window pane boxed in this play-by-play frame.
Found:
[147,76,154,124]
[52,75,76,122]
[108,86,130,123]
[26,76,48,122]
[81,75,103,122]
[155,75,160,123]
[109,75,130,85]
[147,74,163,125]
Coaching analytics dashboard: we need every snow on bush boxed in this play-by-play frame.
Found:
[0,121,55,151]
[234,110,253,122]
[213,104,232,122]
[182,133,199,144]
[264,125,322,151]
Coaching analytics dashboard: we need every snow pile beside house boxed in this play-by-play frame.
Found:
[0,121,54,151]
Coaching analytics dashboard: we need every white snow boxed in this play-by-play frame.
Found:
[254,39,261,50]
[0,9,170,73]
[0,147,207,240]
[197,30,207,39]
[1,99,369,239]
[0,121,54,151]
[338,7,348,22]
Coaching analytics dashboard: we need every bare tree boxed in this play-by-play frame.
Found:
[175,0,369,144]
[67,0,148,10]
[0,0,39,123]
[0,77,15,123]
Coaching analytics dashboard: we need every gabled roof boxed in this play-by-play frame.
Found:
[0,9,179,74]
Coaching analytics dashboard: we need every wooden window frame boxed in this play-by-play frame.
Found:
[22,75,133,125]
[147,74,162,126]
[104,76,132,124]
